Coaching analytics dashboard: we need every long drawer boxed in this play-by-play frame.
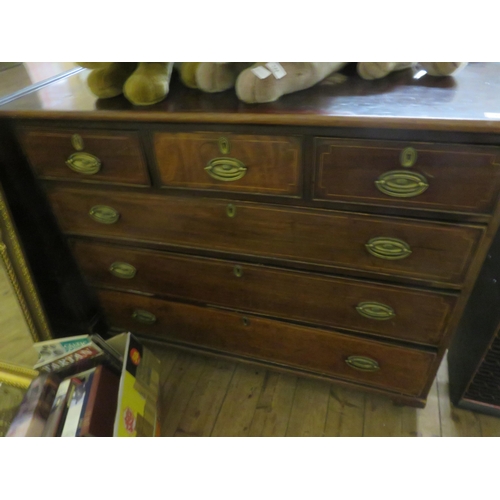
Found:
[314,138,500,215]
[97,288,436,396]
[71,240,458,346]
[153,131,302,196]
[46,186,484,286]
[18,127,150,186]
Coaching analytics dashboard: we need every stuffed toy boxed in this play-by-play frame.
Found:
[179,62,252,93]
[356,62,468,80]
[77,62,174,106]
[179,62,349,103]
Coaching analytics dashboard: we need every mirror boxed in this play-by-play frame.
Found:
[0,184,51,367]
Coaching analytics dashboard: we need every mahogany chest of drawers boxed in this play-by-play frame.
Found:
[3,63,500,407]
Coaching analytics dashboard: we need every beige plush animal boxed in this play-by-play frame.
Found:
[356,62,468,80]
[77,62,174,105]
[179,62,348,103]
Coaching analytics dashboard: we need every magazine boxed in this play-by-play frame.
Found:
[33,335,92,368]
[112,333,161,437]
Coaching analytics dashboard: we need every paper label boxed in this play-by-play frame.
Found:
[265,62,287,79]
[251,66,272,80]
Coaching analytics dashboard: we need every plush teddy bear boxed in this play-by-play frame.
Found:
[356,62,468,80]
[179,62,251,92]
[179,62,349,103]
[77,62,174,106]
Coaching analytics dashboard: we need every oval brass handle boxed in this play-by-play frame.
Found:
[132,309,157,325]
[365,237,412,260]
[109,262,137,279]
[356,301,395,321]
[345,356,380,372]
[66,152,102,175]
[375,170,429,198]
[205,158,247,182]
[89,205,120,224]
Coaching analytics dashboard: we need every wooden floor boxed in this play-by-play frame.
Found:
[151,342,500,437]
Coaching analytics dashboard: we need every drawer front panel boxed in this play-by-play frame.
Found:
[18,128,150,186]
[315,138,500,214]
[98,289,436,396]
[47,186,484,286]
[72,240,457,346]
[153,132,302,196]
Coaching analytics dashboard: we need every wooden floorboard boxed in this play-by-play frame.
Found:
[285,377,330,437]
[173,357,236,437]
[211,364,267,437]
[437,357,483,437]
[248,372,298,437]
[324,386,365,437]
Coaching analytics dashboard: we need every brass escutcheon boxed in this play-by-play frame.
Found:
[234,265,243,278]
[400,147,417,167]
[71,134,84,151]
[109,262,137,279]
[356,302,395,321]
[89,205,120,224]
[345,356,380,372]
[242,317,250,327]
[218,137,230,154]
[365,237,412,260]
[205,158,247,182]
[226,204,236,218]
[66,152,101,175]
[132,309,157,325]
[375,170,429,198]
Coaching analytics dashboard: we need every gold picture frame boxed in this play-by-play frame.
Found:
[0,361,38,436]
[0,182,52,343]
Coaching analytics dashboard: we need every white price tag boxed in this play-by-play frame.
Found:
[265,62,287,79]
[251,66,272,80]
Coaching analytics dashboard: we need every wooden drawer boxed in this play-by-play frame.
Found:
[71,240,457,346]
[314,138,500,215]
[97,289,436,396]
[153,132,302,196]
[47,186,484,287]
[18,127,150,186]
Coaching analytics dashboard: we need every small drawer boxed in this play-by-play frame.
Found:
[71,240,458,347]
[314,138,500,215]
[18,127,150,186]
[97,288,436,396]
[153,131,302,196]
[46,186,484,287]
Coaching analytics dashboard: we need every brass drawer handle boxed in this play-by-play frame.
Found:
[66,152,102,175]
[109,262,136,279]
[365,237,412,260]
[89,205,120,224]
[205,158,247,182]
[346,356,380,372]
[132,309,157,325]
[356,301,395,321]
[375,170,428,198]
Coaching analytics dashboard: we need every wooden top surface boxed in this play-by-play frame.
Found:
[1,63,500,132]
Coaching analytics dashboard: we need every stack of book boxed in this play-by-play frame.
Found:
[6,332,161,437]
